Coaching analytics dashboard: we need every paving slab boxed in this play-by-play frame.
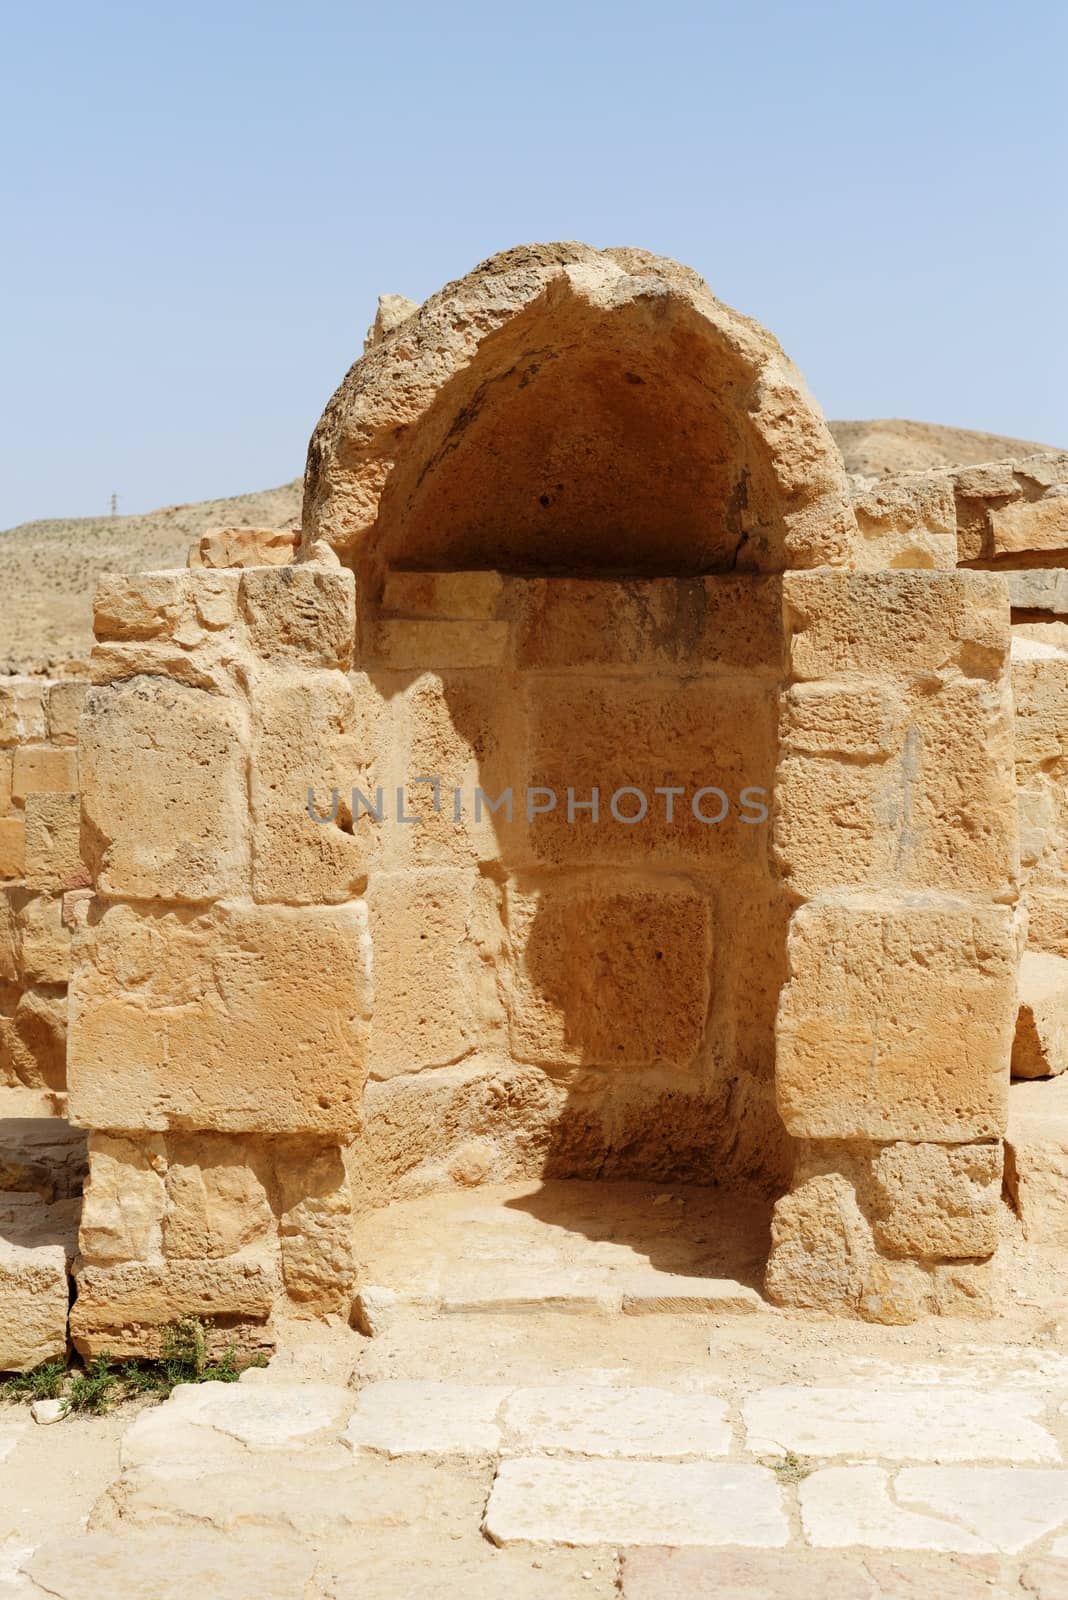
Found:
[484,1457,789,1547]
[621,1546,1016,1599]
[343,1380,509,1457]
[619,1272,762,1315]
[120,1380,353,1470]
[24,1530,317,1600]
[501,1384,732,1459]
[801,1466,993,1552]
[895,1467,1068,1554]
[744,1385,1060,1462]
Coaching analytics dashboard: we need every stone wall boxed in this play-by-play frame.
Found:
[0,674,88,1111]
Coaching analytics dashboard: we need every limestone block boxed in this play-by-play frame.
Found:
[507,878,711,1070]
[1019,786,1055,867]
[523,675,775,868]
[381,570,503,619]
[16,894,70,984]
[79,1133,167,1265]
[511,576,784,675]
[0,678,46,746]
[1013,952,1068,1078]
[372,619,509,669]
[94,570,230,640]
[765,1170,873,1312]
[989,495,1068,558]
[857,1257,931,1325]
[368,870,505,1077]
[274,1140,354,1312]
[0,891,17,983]
[69,1259,278,1360]
[162,1134,273,1260]
[250,669,370,904]
[68,899,371,1133]
[852,473,958,572]
[0,818,24,881]
[391,669,518,869]
[11,745,77,802]
[870,1141,1002,1258]
[1006,1077,1068,1245]
[785,571,1009,683]
[1014,658,1068,772]
[0,1234,69,1371]
[501,1385,732,1458]
[190,526,298,569]
[776,899,1016,1141]
[23,792,83,893]
[240,566,355,669]
[45,680,89,743]
[0,750,11,814]
[3,987,66,1091]
[781,682,904,759]
[80,675,249,902]
[26,1533,315,1600]
[1008,570,1068,614]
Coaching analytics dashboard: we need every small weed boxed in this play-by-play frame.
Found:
[0,1360,67,1404]
[0,1318,266,1417]
[769,1448,812,1484]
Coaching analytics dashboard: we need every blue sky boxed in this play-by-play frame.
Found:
[1,0,1064,528]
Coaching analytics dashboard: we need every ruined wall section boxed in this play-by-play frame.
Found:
[766,571,1021,1320]
[66,564,372,1358]
[1,675,88,1111]
[348,570,794,1206]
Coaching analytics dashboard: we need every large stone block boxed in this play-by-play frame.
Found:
[79,1133,167,1265]
[0,1233,70,1371]
[162,1134,274,1261]
[239,566,355,669]
[1013,658,1068,771]
[0,679,46,746]
[852,473,958,571]
[250,669,371,904]
[511,576,784,675]
[508,878,712,1069]
[368,870,505,1077]
[777,898,1017,1140]
[274,1139,354,1313]
[1012,951,1068,1079]
[381,570,504,619]
[68,899,371,1132]
[371,619,509,669]
[70,1258,278,1360]
[523,676,775,868]
[16,894,70,984]
[0,818,25,881]
[11,745,78,803]
[80,675,250,902]
[988,495,1068,558]
[45,680,89,744]
[23,791,84,893]
[784,571,1009,683]
[765,1169,872,1313]
[870,1141,1002,1259]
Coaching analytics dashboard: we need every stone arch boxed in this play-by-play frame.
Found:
[302,243,856,590]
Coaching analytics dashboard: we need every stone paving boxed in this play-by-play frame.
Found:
[6,1316,1068,1598]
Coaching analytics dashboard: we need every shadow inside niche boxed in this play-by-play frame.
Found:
[501,1178,774,1296]
[0,1117,86,1252]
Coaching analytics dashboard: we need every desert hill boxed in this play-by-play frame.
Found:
[1,419,1063,673]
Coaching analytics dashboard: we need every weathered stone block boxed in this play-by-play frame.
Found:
[1013,658,1068,770]
[190,526,298,569]
[274,1139,354,1312]
[240,566,355,669]
[765,1169,872,1313]
[381,570,503,619]
[11,746,78,802]
[777,898,1016,1140]
[23,791,83,893]
[70,1258,278,1360]
[1013,951,1068,1079]
[0,1234,69,1370]
[0,818,25,881]
[79,1133,166,1265]
[16,894,70,984]
[871,1141,1002,1259]
[45,680,89,744]
[508,878,711,1069]
[162,1134,273,1260]
[250,669,370,904]
[511,576,784,675]
[0,751,11,815]
[785,571,1009,683]
[0,679,46,746]
[989,495,1068,558]
[781,682,904,758]
[1008,569,1068,614]
[368,870,505,1077]
[1026,889,1068,957]
[68,899,371,1132]
[523,676,774,867]
[852,473,958,572]
[80,675,249,902]
[372,619,509,669]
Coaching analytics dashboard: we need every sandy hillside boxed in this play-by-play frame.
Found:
[2,419,1065,673]
[828,418,1058,477]
[0,480,301,673]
